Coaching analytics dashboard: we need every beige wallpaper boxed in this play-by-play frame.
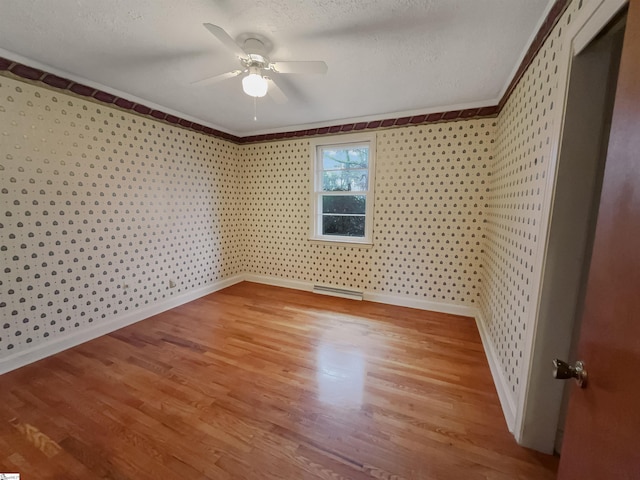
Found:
[0,79,497,362]
[0,0,582,407]
[479,0,585,402]
[241,120,495,305]
[0,76,242,357]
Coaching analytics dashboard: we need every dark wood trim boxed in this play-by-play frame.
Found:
[498,0,570,111]
[0,0,569,144]
[0,59,242,143]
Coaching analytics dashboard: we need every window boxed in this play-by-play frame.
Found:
[310,132,376,244]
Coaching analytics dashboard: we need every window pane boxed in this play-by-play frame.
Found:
[322,215,365,237]
[322,195,366,214]
[322,170,368,191]
[322,147,369,171]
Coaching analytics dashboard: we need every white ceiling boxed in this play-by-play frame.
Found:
[0,0,552,136]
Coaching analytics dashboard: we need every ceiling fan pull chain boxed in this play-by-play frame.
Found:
[253,96,258,122]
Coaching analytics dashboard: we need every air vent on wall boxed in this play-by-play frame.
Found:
[312,285,363,301]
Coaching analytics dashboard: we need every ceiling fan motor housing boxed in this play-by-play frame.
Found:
[242,38,267,60]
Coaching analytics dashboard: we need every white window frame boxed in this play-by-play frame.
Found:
[309,132,376,245]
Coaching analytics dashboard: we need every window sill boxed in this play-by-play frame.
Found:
[309,238,373,248]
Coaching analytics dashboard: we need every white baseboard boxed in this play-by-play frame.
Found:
[1,271,517,436]
[244,273,476,317]
[0,274,244,375]
[474,310,517,431]
[363,291,477,318]
[243,274,313,293]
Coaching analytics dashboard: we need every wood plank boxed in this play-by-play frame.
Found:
[0,281,558,479]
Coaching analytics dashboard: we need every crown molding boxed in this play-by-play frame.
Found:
[0,0,569,145]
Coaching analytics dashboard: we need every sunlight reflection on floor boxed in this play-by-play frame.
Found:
[316,340,366,408]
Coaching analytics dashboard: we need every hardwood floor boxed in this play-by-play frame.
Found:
[0,282,558,479]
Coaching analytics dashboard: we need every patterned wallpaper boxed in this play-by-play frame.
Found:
[0,81,496,362]
[241,120,495,305]
[0,77,493,363]
[479,0,584,402]
[0,76,242,357]
[0,2,582,416]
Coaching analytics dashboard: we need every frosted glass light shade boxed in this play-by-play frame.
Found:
[242,72,268,97]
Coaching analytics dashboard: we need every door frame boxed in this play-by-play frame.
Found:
[513,0,628,452]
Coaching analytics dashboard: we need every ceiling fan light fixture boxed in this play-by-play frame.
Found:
[242,67,268,97]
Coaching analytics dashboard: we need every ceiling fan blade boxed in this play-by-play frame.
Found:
[191,69,243,86]
[203,23,247,59]
[267,78,288,104]
[271,61,328,74]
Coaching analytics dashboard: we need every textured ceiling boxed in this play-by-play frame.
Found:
[0,0,552,135]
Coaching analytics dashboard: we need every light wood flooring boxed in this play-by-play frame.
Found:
[0,282,558,479]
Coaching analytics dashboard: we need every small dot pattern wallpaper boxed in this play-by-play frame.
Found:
[241,121,493,303]
[0,0,586,419]
[0,77,242,354]
[479,0,585,398]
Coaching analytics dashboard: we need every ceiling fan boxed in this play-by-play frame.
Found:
[192,23,328,103]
